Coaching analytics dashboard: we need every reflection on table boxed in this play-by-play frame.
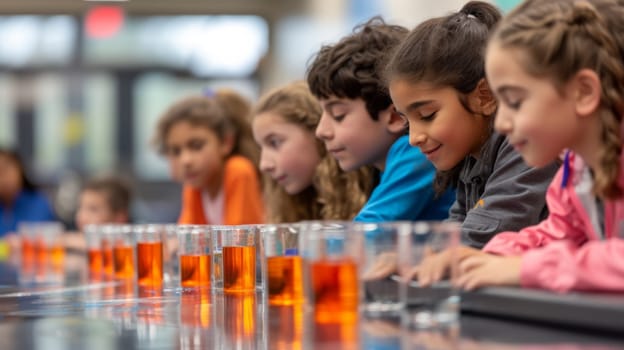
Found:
[0,256,622,349]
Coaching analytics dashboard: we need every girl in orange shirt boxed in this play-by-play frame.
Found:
[154,89,263,225]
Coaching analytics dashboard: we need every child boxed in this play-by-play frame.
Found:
[64,175,132,251]
[75,176,131,231]
[0,148,55,238]
[386,1,560,253]
[457,0,624,293]
[306,17,455,222]
[154,89,264,225]
[252,81,375,223]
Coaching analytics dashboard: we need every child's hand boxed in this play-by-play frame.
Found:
[408,246,481,286]
[361,252,397,281]
[457,254,522,290]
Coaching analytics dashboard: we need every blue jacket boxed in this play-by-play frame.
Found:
[0,190,56,237]
[355,135,455,222]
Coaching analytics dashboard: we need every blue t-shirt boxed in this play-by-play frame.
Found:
[0,190,56,237]
[354,135,455,222]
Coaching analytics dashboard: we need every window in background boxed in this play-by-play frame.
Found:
[0,74,17,148]
[0,16,76,68]
[84,73,117,173]
[84,15,269,77]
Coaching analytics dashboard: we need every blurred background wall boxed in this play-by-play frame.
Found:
[0,0,518,226]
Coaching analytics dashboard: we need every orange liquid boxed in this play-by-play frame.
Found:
[180,254,211,287]
[137,241,163,286]
[35,239,46,277]
[311,259,358,323]
[113,245,134,279]
[21,238,35,272]
[267,256,304,305]
[88,249,103,277]
[180,288,211,327]
[102,245,114,276]
[224,294,256,338]
[49,245,64,273]
[223,246,256,292]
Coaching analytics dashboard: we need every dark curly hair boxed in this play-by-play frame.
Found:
[306,16,408,120]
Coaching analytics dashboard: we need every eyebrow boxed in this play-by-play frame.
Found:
[398,100,434,114]
[496,85,524,95]
[322,100,345,110]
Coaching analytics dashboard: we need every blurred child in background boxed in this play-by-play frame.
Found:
[307,17,455,222]
[154,89,264,225]
[64,175,132,251]
[457,0,624,293]
[252,81,374,223]
[0,148,55,238]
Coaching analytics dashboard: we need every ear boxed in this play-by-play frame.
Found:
[572,69,601,117]
[469,78,497,116]
[220,132,236,157]
[380,104,408,134]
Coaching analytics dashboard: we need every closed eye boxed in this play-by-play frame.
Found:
[420,111,437,121]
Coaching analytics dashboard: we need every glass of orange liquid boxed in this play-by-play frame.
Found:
[300,221,362,324]
[178,225,211,288]
[100,225,116,277]
[113,224,135,280]
[136,224,164,286]
[263,224,304,305]
[85,224,103,280]
[212,225,263,294]
[35,222,65,283]
[18,222,38,279]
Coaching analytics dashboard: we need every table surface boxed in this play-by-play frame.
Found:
[0,255,623,350]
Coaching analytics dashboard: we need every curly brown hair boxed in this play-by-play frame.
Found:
[491,0,624,198]
[385,1,501,195]
[152,90,259,170]
[82,175,131,215]
[252,81,375,223]
[306,16,408,121]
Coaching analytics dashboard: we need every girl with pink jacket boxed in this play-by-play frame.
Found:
[452,0,624,293]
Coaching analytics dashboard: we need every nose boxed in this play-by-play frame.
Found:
[494,108,512,135]
[408,123,427,148]
[259,150,275,174]
[179,148,194,167]
[315,112,333,140]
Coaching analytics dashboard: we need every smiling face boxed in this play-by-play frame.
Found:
[486,42,581,167]
[164,121,230,189]
[389,80,491,171]
[253,111,322,195]
[315,97,397,171]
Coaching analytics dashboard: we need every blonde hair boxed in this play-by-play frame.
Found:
[492,0,624,198]
[153,90,259,169]
[253,81,374,223]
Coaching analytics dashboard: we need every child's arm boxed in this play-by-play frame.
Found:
[460,238,624,293]
[483,167,587,256]
[354,136,442,222]
[223,156,264,225]
[460,136,560,248]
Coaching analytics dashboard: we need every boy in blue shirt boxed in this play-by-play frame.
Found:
[306,17,455,221]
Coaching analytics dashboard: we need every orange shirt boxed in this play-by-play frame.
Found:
[178,155,264,225]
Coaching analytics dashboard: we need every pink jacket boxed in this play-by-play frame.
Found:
[483,151,624,293]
